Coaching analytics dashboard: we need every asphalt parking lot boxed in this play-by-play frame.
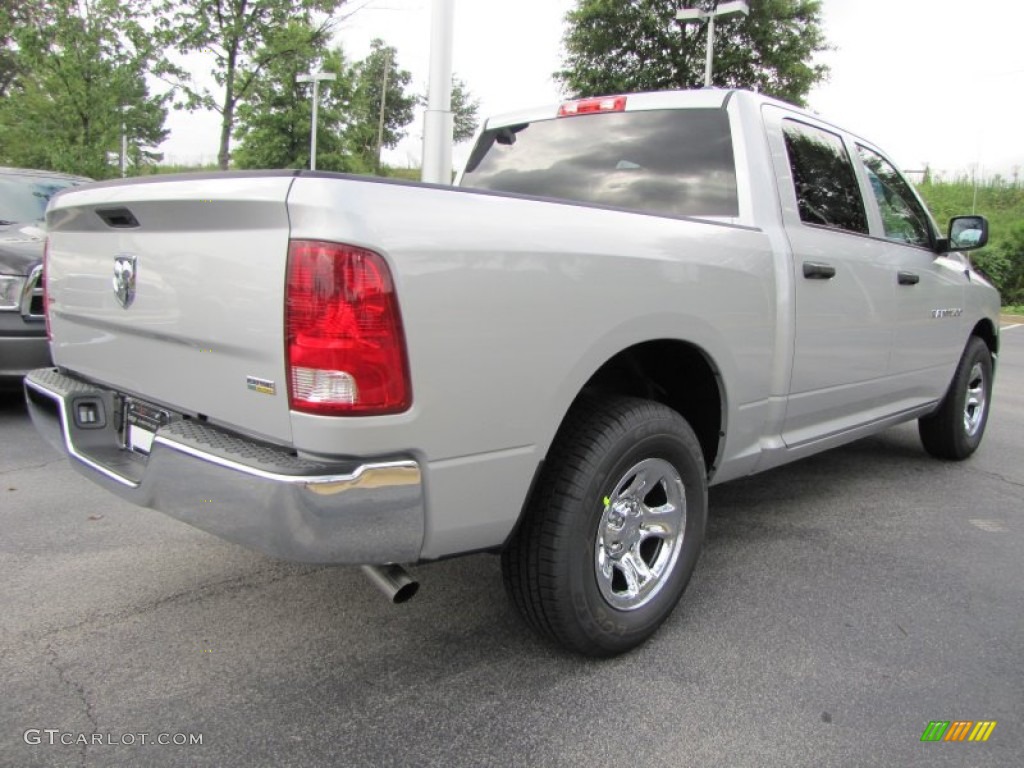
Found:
[1,328,1021,768]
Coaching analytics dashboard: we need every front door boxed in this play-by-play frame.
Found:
[853,143,968,406]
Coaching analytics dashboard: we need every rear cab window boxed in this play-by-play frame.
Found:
[460,109,739,219]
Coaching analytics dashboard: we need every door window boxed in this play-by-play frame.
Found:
[856,145,933,248]
[782,120,868,234]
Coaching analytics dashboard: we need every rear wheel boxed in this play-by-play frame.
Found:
[502,395,707,656]
[918,336,993,460]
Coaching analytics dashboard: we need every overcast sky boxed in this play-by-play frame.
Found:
[160,0,1024,180]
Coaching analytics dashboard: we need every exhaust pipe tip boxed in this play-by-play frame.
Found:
[361,564,419,604]
[391,580,419,604]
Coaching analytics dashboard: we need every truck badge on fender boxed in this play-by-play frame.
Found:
[246,376,276,395]
[113,254,137,309]
[931,308,963,319]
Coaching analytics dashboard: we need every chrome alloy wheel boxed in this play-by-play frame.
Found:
[595,458,686,611]
[963,362,987,437]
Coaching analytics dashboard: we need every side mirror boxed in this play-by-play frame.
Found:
[948,215,989,251]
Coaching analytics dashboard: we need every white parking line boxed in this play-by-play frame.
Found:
[1002,323,1022,331]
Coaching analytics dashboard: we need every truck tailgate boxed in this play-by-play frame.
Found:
[45,173,296,443]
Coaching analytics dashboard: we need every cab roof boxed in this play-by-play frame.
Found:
[482,88,807,130]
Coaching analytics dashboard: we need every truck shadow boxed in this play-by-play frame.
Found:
[391,422,943,650]
[707,423,932,528]
[697,424,952,581]
[0,385,28,412]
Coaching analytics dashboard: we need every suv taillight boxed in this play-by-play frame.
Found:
[285,240,411,415]
[43,238,51,342]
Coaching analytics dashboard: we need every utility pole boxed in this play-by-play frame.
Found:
[120,106,127,178]
[676,1,749,87]
[376,57,390,175]
[297,71,337,171]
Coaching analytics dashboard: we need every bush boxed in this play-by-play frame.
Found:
[917,179,1024,306]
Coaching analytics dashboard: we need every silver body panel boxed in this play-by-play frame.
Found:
[45,175,296,443]
[37,91,1002,563]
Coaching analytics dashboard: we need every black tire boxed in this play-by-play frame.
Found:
[502,394,707,657]
[918,336,993,460]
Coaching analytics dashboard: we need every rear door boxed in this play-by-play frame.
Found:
[763,107,900,447]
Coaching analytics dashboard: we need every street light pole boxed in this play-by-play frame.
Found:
[297,71,337,171]
[676,1,749,88]
[422,0,455,185]
[703,12,716,88]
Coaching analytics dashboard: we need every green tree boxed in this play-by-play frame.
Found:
[0,0,167,178]
[415,75,480,149]
[233,29,365,172]
[234,36,425,175]
[556,0,829,106]
[0,1,29,97]
[449,76,481,143]
[157,0,348,170]
[917,177,1024,305]
[347,39,417,172]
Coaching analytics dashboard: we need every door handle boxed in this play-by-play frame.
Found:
[897,271,920,285]
[803,262,836,280]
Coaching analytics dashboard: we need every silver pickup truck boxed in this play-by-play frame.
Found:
[24,89,1000,656]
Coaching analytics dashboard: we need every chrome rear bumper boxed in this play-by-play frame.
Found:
[24,368,424,564]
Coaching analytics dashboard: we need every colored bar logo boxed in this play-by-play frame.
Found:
[921,721,997,742]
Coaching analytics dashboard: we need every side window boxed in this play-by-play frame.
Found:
[856,145,933,248]
[782,120,868,234]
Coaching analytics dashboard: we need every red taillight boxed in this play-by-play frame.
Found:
[285,240,411,416]
[42,237,51,342]
[557,95,627,117]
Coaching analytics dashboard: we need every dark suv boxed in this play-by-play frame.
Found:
[1,168,91,382]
